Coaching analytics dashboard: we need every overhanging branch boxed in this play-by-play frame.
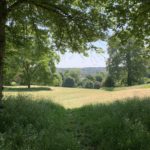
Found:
[28,1,73,19]
[7,0,25,13]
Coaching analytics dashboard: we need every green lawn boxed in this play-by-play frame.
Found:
[4,84,150,108]
[0,96,150,150]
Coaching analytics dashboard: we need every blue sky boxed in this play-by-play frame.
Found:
[56,40,109,68]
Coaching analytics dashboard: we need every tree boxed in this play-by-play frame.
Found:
[107,35,147,86]
[103,75,115,87]
[63,70,81,87]
[94,81,101,89]
[95,74,103,82]
[106,0,150,48]
[84,80,94,89]
[5,29,59,88]
[52,73,62,86]
[81,79,94,89]
[86,75,95,82]
[0,0,110,107]
[62,77,75,87]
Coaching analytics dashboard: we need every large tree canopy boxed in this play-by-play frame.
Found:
[7,0,109,52]
[106,0,150,46]
[107,35,147,86]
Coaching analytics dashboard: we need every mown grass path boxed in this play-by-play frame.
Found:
[67,110,93,150]
[66,110,81,149]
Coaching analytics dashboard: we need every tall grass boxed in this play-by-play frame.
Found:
[0,96,79,150]
[73,97,150,150]
[0,96,150,150]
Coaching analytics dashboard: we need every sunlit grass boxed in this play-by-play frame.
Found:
[4,84,150,108]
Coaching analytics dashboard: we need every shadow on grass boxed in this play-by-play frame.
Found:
[0,95,150,150]
[101,87,115,91]
[0,96,79,150]
[4,87,52,92]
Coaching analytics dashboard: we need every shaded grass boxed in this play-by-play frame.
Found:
[101,84,150,91]
[4,86,52,92]
[101,87,115,91]
[72,97,150,150]
[0,96,79,150]
[0,96,150,150]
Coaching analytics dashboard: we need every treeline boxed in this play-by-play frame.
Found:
[4,34,149,88]
[53,67,150,89]
[106,35,150,87]
[52,70,104,89]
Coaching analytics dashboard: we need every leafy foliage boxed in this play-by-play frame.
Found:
[62,76,75,87]
[7,0,109,54]
[82,79,94,89]
[106,0,150,47]
[52,73,63,86]
[94,81,101,89]
[107,35,147,86]
[103,75,115,87]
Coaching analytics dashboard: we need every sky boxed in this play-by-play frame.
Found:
[56,40,109,68]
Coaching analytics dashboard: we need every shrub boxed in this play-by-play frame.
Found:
[86,75,95,81]
[62,77,75,87]
[83,80,94,89]
[52,73,63,86]
[11,81,17,86]
[95,75,103,82]
[94,81,101,89]
[103,76,115,87]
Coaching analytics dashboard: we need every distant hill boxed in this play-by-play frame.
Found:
[57,67,106,76]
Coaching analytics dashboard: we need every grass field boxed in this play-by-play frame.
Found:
[0,96,150,149]
[4,84,150,108]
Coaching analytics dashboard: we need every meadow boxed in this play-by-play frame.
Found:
[1,85,150,149]
[4,84,150,108]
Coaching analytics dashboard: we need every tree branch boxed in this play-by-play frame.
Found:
[29,1,73,19]
[7,0,25,13]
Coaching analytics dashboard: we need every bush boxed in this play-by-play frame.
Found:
[62,77,75,87]
[83,80,94,89]
[103,76,115,87]
[95,75,103,82]
[11,81,17,86]
[144,77,150,84]
[94,81,101,89]
[86,75,95,81]
[52,73,62,86]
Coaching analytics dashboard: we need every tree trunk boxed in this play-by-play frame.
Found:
[27,74,31,89]
[126,52,132,86]
[0,0,7,109]
[28,82,31,89]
